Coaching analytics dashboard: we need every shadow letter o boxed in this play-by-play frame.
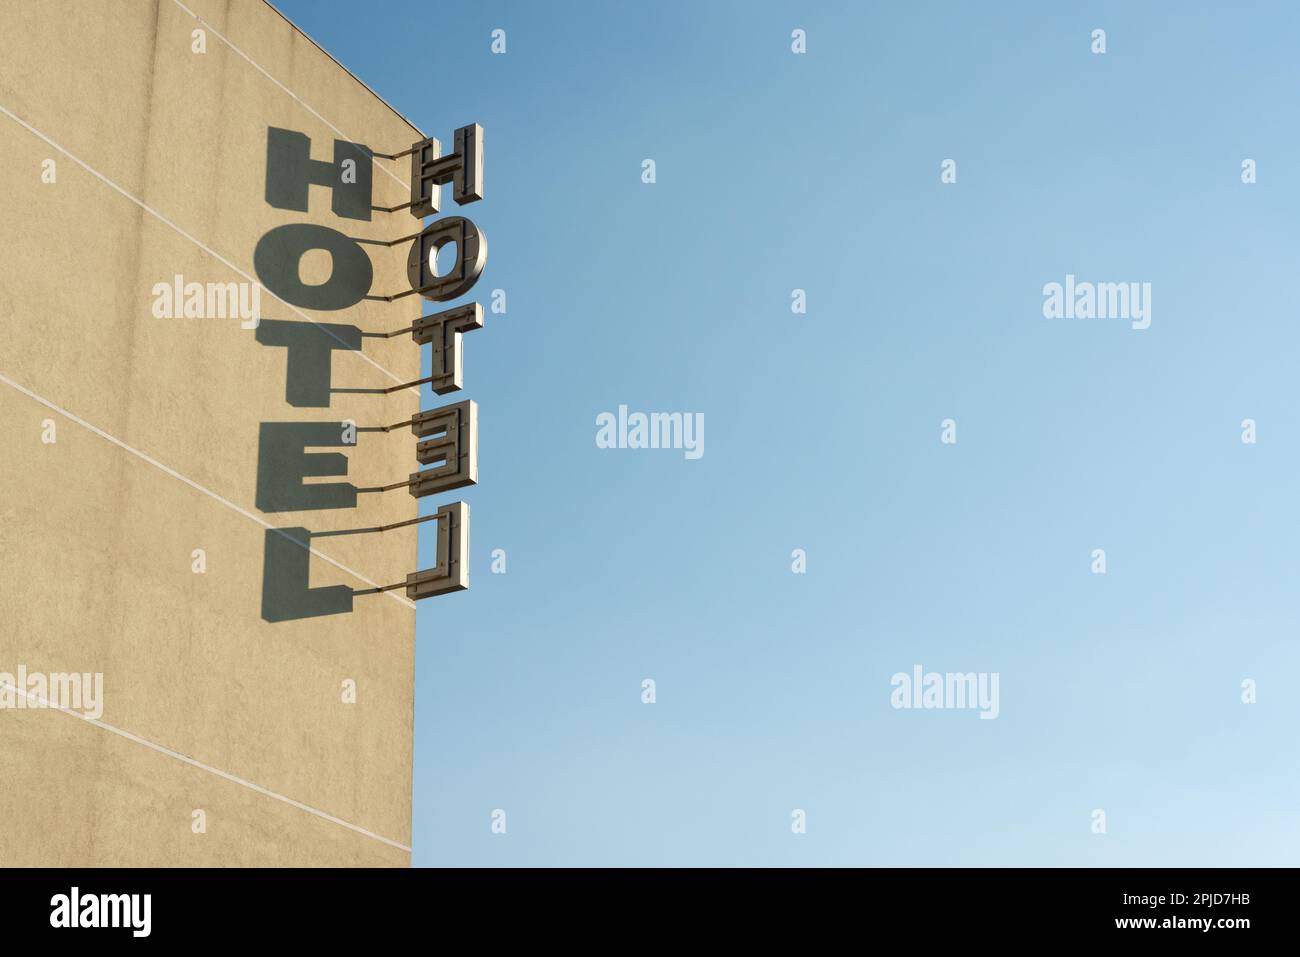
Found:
[254,223,373,310]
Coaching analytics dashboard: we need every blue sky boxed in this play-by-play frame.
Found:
[274,0,1300,866]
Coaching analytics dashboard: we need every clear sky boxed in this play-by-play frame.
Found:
[274,0,1300,866]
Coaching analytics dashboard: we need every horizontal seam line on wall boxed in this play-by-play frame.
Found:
[0,682,412,854]
[0,101,420,395]
[0,368,417,611]
[171,0,419,188]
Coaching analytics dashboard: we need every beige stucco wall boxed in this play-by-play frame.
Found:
[0,0,422,865]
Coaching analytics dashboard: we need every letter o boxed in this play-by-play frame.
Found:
[406,216,488,302]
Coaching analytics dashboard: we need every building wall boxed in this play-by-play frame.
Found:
[0,0,422,865]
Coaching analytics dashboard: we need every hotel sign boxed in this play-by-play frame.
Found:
[254,122,490,617]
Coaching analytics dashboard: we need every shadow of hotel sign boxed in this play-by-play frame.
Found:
[252,123,488,622]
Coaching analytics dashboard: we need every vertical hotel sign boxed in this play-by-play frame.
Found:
[255,122,489,609]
